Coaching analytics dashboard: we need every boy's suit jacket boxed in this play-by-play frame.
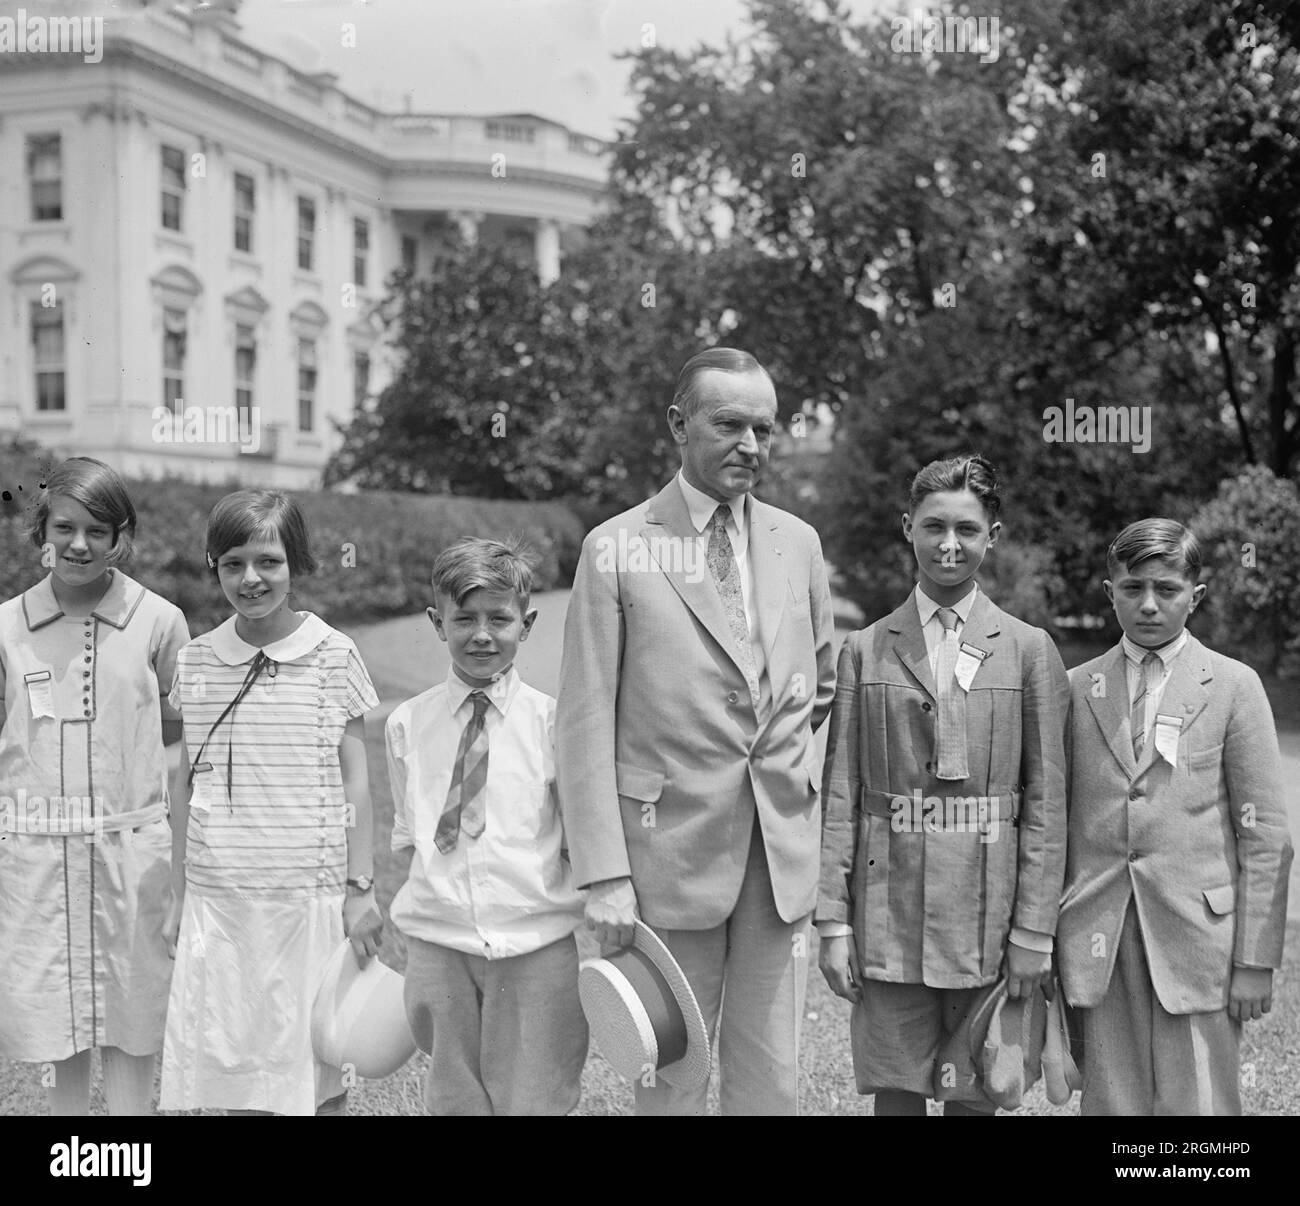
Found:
[555,479,836,929]
[1058,634,1294,1014]
[816,591,1070,987]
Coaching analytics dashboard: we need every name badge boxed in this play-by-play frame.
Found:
[190,762,218,814]
[954,643,989,693]
[24,670,56,719]
[1154,713,1183,767]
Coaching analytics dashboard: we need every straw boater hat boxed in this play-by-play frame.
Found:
[579,920,711,1089]
[312,942,418,1080]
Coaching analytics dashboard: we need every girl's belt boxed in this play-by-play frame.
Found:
[0,798,167,837]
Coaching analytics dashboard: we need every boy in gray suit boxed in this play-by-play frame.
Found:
[1058,518,1293,1115]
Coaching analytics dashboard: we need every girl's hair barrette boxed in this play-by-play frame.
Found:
[206,552,217,570]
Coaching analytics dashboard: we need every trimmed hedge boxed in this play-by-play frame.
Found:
[0,444,587,636]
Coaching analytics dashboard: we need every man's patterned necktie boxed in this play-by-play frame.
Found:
[935,606,970,781]
[706,505,760,707]
[435,689,489,853]
[1131,651,1158,760]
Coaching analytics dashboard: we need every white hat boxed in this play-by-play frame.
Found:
[579,920,711,1090]
[311,942,417,1081]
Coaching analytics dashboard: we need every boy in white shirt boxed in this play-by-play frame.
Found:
[386,537,587,1115]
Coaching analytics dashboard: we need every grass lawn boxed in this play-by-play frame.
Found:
[1,596,1296,1115]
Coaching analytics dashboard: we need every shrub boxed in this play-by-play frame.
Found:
[1190,465,1300,677]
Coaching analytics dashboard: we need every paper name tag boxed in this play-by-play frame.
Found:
[24,670,56,719]
[954,643,989,693]
[190,762,219,814]
[1154,713,1183,767]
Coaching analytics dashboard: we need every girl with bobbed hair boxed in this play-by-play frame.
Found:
[0,456,190,1115]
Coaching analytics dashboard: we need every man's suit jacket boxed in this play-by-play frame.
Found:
[1057,635,1294,1014]
[816,592,1069,987]
[555,478,836,929]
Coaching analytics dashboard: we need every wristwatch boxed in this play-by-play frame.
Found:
[346,874,375,893]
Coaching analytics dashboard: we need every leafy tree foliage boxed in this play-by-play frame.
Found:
[330,0,1299,638]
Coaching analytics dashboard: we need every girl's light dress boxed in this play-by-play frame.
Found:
[158,613,378,1115]
[0,570,189,1061]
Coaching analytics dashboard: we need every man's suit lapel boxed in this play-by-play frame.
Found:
[888,597,936,700]
[746,498,788,670]
[641,480,744,679]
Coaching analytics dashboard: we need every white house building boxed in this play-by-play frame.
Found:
[0,0,608,486]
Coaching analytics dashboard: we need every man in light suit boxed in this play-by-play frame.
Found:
[556,348,836,1115]
[1058,518,1294,1115]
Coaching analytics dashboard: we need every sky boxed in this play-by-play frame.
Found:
[233,0,889,139]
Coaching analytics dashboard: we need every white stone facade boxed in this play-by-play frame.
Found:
[0,1,607,487]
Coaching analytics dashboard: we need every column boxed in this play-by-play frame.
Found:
[535,217,561,285]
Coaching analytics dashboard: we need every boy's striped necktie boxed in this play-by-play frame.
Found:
[436,690,490,853]
[1131,652,1159,760]
[935,606,970,781]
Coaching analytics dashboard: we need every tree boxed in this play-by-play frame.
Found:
[326,210,735,510]
[325,240,594,499]
[1021,0,1300,477]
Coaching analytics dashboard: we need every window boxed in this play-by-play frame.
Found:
[353,218,369,288]
[161,145,186,231]
[233,173,255,253]
[235,324,256,421]
[297,338,317,432]
[401,234,417,273]
[353,350,370,409]
[297,196,316,271]
[485,120,535,143]
[31,302,66,411]
[27,134,63,221]
[163,308,186,415]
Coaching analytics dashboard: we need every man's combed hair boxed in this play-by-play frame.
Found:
[908,454,1002,522]
[432,536,536,609]
[1106,518,1203,581]
[27,456,138,566]
[205,490,318,577]
[671,348,773,418]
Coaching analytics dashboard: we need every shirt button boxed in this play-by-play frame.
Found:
[1128,790,1141,802]
[727,690,740,704]
[83,670,91,678]
[922,702,932,712]
[317,871,326,883]
[84,655,92,664]
[84,644,91,651]
[84,708,91,717]
[1129,852,1139,862]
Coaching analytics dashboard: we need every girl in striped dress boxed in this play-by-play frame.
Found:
[159,490,381,1116]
